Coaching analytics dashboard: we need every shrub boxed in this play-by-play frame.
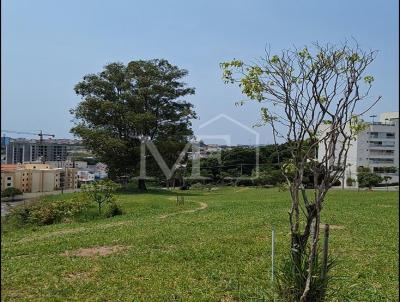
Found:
[235,178,254,186]
[7,205,32,226]
[357,166,371,173]
[1,187,23,200]
[104,202,123,218]
[358,171,382,189]
[5,194,90,227]
[373,181,398,187]
[275,250,336,302]
[179,184,190,190]
[253,169,285,186]
[346,177,355,187]
[82,179,120,214]
[190,182,204,189]
[29,203,59,225]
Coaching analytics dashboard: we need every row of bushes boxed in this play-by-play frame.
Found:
[187,181,275,190]
[6,194,90,226]
[6,195,123,227]
[4,180,124,228]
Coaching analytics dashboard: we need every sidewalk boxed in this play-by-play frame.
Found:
[17,188,81,199]
[331,186,399,191]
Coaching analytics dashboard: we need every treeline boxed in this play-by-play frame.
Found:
[183,144,291,186]
[143,143,301,188]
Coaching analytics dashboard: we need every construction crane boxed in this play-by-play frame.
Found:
[2,130,55,143]
[2,130,55,163]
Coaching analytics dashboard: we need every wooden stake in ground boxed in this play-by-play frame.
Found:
[271,227,275,282]
[321,224,330,281]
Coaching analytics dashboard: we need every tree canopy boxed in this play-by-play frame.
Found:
[357,167,383,189]
[71,59,196,187]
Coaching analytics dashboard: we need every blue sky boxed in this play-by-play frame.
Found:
[2,0,398,145]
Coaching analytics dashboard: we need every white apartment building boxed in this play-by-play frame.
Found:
[318,112,399,188]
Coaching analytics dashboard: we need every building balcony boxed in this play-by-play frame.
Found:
[368,152,395,157]
[368,144,395,148]
[369,159,395,165]
[369,136,396,140]
[369,122,396,126]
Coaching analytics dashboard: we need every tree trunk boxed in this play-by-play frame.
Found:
[321,224,330,281]
[291,233,305,277]
[138,179,147,191]
[300,210,321,302]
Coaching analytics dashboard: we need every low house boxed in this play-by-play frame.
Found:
[1,163,77,193]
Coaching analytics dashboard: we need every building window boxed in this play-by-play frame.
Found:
[369,132,379,138]
[7,183,11,187]
[369,141,395,147]
[7,177,11,180]
[369,158,394,164]
[374,167,397,173]
[369,149,394,155]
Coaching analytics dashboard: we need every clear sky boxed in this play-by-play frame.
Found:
[2,0,399,145]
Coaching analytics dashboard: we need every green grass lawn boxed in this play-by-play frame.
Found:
[1,187,398,301]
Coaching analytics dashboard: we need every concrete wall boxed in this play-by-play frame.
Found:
[1,172,14,191]
[42,170,57,192]
[30,170,59,193]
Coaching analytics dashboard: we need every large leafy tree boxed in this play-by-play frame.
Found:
[71,59,196,189]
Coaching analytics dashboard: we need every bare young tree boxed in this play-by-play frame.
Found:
[221,41,380,301]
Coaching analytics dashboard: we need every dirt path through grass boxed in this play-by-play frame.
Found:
[158,201,208,219]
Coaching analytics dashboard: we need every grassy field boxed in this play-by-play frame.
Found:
[1,187,398,301]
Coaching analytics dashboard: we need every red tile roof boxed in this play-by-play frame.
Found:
[1,164,18,172]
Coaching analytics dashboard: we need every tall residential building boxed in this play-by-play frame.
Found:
[6,140,68,164]
[318,112,399,187]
